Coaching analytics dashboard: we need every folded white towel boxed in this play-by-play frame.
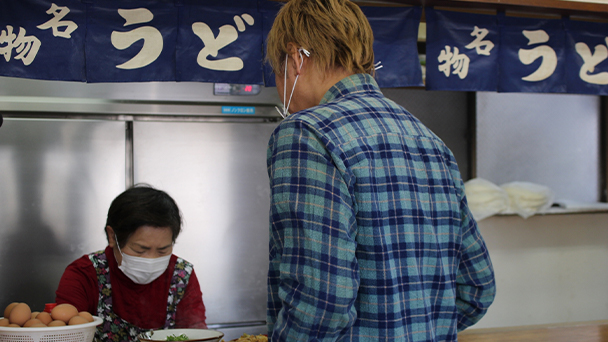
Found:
[464,178,510,221]
[501,181,554,219]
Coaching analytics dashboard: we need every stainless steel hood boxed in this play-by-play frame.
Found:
[0,76,282,104]
[0,77,283,120]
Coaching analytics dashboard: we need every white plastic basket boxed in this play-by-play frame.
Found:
[0,316,102,342]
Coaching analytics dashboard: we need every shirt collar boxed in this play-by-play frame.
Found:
[319,73,382,105]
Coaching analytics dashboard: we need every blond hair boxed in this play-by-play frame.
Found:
[266,0,375,77]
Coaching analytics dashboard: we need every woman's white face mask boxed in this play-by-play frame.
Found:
[275,48,310,118]
[115,234,171,285]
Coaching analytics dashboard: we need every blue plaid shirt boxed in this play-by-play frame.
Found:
[267,74,495,341]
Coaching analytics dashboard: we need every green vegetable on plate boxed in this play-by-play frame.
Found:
[166,333,189,341]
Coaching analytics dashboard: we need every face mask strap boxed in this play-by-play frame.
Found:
[282,53,289,116]
[114,233,123,255]
[275,48,310,119]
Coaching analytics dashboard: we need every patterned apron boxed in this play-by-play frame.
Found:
[89,250,194,342]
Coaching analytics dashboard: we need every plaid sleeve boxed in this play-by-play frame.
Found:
[267,119,359,341]
[455,190,496,331]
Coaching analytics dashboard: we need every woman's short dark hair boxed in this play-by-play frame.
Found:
[105,184,182,248]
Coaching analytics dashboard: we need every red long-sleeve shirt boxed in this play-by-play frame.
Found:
[55,246,207,329]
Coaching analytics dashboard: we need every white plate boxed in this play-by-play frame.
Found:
[139,328,224,342]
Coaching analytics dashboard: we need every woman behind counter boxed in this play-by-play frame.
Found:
[55,185,207,342]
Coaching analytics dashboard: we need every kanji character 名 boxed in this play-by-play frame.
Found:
[518,29,557,82]
[111,8,163,70]
[192,13,254,71]
[37,3,78,39]
[465,26,494,56]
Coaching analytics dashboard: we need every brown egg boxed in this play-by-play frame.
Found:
[9,303,31,326]
[68,315,88,325]
[30,323,47,327]
[0,318,9,326]
[36,312,52,325]
[78,311,94,322]
[8,323,20,327]
[3,302,19,318]
[23,318,43,327]
[48,320,66,327]
[31,311,40,319]
[51,304,78,324]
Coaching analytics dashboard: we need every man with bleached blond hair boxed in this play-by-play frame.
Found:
[265,1,496,340]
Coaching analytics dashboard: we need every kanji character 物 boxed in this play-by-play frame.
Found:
[0,25,41,66]
[438,46,470,79]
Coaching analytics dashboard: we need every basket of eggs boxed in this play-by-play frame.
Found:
[0,302,102,342]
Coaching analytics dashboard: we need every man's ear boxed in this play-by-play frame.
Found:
[285,42,298,56]
[286,42,303,76]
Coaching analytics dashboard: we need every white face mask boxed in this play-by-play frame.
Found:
[114,235,171,285]
[275,48,310,118]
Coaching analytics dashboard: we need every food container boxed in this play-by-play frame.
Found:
[0,316,102,342]
[139,328,224,342]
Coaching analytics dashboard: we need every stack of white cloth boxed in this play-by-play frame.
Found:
[464,178,554,221]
